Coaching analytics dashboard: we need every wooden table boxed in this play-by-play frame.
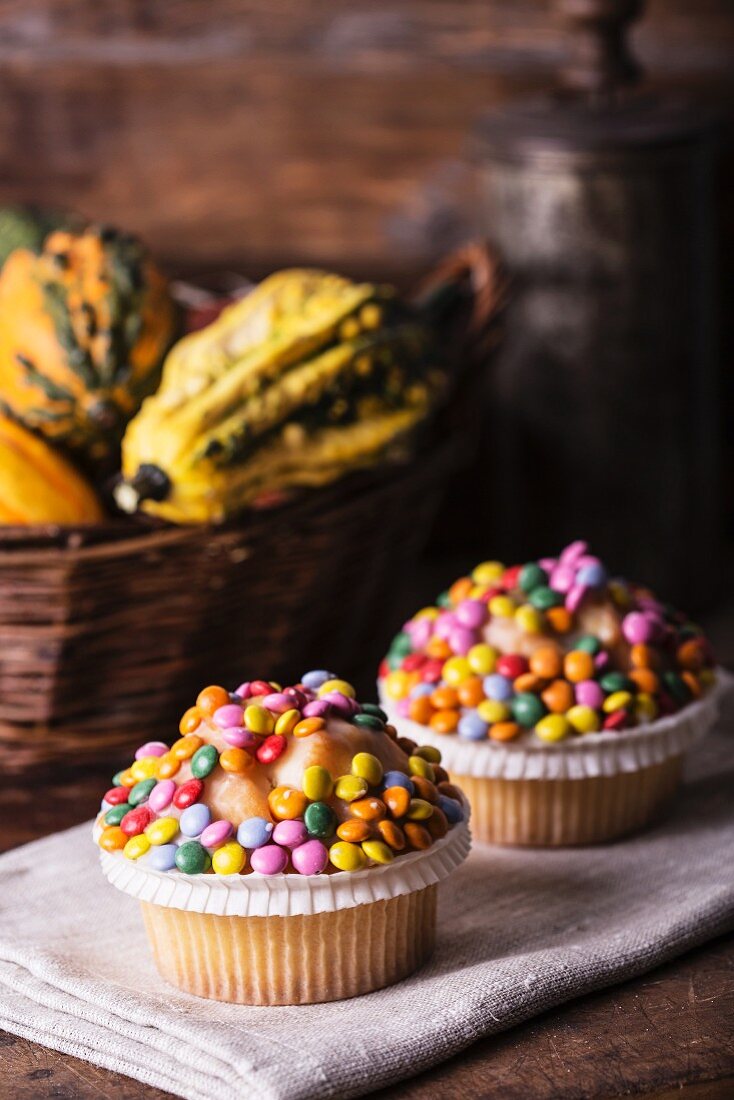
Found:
[3,603,734,1099]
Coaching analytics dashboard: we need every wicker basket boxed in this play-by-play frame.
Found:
[0,244,505,773]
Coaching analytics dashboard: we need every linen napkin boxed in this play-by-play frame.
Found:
[1,696,734,1100]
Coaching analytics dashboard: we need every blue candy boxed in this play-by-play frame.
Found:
[301,669,335,690]
[147,844,178,871]
[576,562,608,587]
[382,770,414,794]
[409,683,434,698]
[179,802,211,838]
[438,795,464,824]
[458,713,489,741]
[483,673,514,702]
[237,816,274,849]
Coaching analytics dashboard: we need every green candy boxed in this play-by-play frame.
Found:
[575,634,602,655]
[663,671,690,703]
[389,632,413,658]
[600,672,634,694]
[436,590,452,608]
[112,769,127,787]
[353,713,384,731]
[387,653,402,671]
[361,702,388,722]
[191,744,219,779]
[518,563,547,594]
[128,778,156,807]
[175,841,211,875]
[511,692,547,728]
[528,586,563,611]
[304,801,336,839]
[104,803,131,826]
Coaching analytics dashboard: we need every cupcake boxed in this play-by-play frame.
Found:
[379,541,719,846]
[94,672,469,1005]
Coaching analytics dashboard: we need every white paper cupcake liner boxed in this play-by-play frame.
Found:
[98,810,470,918]
[381,670,729,782]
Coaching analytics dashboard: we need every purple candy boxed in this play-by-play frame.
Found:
[201,820,233,848]
[575,680,604,708]
[565,583,588,613]
[622,612,654,645]
[560,540,588,566]
[448,626,476,656]
[301,670,334,690]
[134,741,168,760]
[263,692,292,713]
[303,699,332,719]
[250,844,289,875]
[148,779,176,813]
[223,727,258,750]
[454,599,488,629]
[272,820,308,848]
[234,682,252,699]
[410,683,434,698]
[576,561,608,587]
[291,839,329,876]
[319,690,356,715]
[213,704,244,729]
[550,564,575,593]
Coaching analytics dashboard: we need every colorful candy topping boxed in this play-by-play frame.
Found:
[380,542,716,745]
[97,672,465,876]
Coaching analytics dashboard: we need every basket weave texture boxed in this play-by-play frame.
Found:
[0,244,505,772]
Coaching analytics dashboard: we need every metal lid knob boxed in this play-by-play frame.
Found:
[554,0,643,100]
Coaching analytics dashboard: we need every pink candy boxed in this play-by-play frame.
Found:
[434,612,457,641]
[250,844,289,875]
[148,779,176,812]
[213,704,244,729]
[320,691,357,715]
[303,699,331,719]
[622,612,654,645]
[454,599,488,629]
[396,699,411,717]
[559,540,588,567]
[222,727,258,750]
[565,583,588,613]
[201,820,233,848]
[448,626,476,656]
[272,820,308,848]
[262,692,292,713]
[291,839,329,876]
[407,618,433,649]
[549,564,575,593]
[134,741,168,759]
[234,682,252,699]
[575,680,604,708]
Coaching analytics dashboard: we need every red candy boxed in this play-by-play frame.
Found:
[104,786,130,806]
[378,659,390,679]
[402,653,426,672]
[250,679,274,697]
[120,805,154,836]
[256,734,287,764]
[421,659,444,683]
[173,778,205,809]
[602,709,628,731]
[284,687,308,708]
[502,565,522,589]
[496,654,529,680]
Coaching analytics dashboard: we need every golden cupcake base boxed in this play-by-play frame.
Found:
[453,754,683,846]
[141,884,437,1005]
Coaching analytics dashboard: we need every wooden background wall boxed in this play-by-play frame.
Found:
[0,0,732,280]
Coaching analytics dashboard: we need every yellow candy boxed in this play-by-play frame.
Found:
[123,834,150,860]
[442,656,471,686]
[489,595,516,618]
[603,691,633,714]
[699,668,716,688]
[351,752,383,786]
[244,704,274,735]
[329,841,368,872]
[407,798,434,821]
[515,605,544,634]
[414,744,441,764]
[408,755,435,782]
[467,644,498,676]
[414,607,439,621]
[275,708,300,736]
[302,765,333,802]
[535,714,571,742]
[131,756,159,781]
[384,670,411,700]
[609,580,632,608]
[635,692,659,722]
[145,816,179,845]
[566,705,601,735]
[472,561,504,584]
[362,839,394,865]
[477,699,510,724]
[212,841,247,875]
[318,678,356,699]
[334,775,369,802]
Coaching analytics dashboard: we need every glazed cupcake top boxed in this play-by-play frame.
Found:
[379,541,716,746]
[95,671,466,877]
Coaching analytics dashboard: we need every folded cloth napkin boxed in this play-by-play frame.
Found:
[2,697,734,1100]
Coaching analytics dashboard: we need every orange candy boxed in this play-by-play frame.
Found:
[171,735,202,760]
[219,748,252,774]
[457,677,486,708]
[155,753,180,779]
[268,786,309,820]
[430,686,459,710]
[383,785,411,818]
[629,668,660,694]
[117,767,136,788]
[426,636,452,660]
[541,679,575,713]
[404,822,432,850]
[179,706,201,735]
[449,576,474,604]
[377,819,406,850]
[681,670,702,697]
[196,685,231,716]
[677,638,705,671]
[337,819,372,843]
[630,644,657,670]
[563,650,595,683]
[293,717,326,738]
[513,673,546,694]
[546,606,573,634]
[99,826,126,851]
[430,709,460,734]
[529,645,563,680]
[409,696,434,725]
[350,797,387,822]
[490,721,521,742]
